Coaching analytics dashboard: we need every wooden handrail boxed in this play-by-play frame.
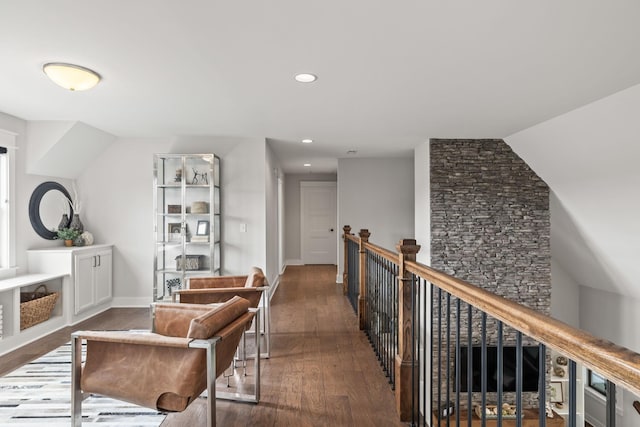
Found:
[406,261,640,398]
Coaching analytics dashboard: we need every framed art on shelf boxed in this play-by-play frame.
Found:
[550,381,564,403]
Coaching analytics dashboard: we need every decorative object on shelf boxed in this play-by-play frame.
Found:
[438,401,455,418]
[58,213,69,231]
[166,278,181,294]
[69,213,84,232]
[67,181,83,232]
[19,284,59,330]
[196,220,209,236]
[191,168,208,185]
[175,254,203,271]
[553,366,566,377]
[555,355,568,366]
[174,168,182,182]
[56,227,81,246]
[191,201,209,214]
[550,381,564,403]
[474,403,517,419]
[29,181,74,240]
[167,204,181,214]
[80,231,94,246]
[168,223,182,241]
[73,235,85,247]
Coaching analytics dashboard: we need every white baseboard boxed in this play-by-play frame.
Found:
[336,274,343,284]
[285,259,303,266]
[269,274,280,300]
[111,297,153,308]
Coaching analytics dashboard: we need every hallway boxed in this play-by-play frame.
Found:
[165,264,406,426]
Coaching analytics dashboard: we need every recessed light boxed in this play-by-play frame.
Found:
[295,73,317,83]
[302,139,313,144]
[303,163,311,167]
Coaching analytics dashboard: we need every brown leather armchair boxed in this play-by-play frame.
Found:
[172,267,271,357]
[71,296,258,427]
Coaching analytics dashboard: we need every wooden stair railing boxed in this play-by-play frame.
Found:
[343,225,640,426]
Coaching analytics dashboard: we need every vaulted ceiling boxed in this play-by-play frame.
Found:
[1,1,640,173]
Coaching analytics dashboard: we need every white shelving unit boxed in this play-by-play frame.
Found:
[550,350,584,425]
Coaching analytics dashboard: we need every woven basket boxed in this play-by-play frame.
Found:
[20,284,59,330]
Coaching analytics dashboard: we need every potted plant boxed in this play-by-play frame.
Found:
[56,227,81,247]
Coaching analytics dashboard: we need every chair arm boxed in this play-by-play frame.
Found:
[174,287,264,307]
[72,330,193,348]
[187,275,248,289]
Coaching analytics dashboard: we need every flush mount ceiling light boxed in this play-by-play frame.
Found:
[294,73,317,83]
[303,163,311,167]
[43,62,101,91]
[302,139,313,144]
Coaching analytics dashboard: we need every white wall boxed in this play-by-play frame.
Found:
[283,172,337,265]
[265,142,282,288]
[506,84,640,427]
[337,157,415,278]
[506,82,640,300]
[580,286,640,427]
[77,135,268,306]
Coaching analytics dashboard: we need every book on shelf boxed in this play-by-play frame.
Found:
[190,235,210,243]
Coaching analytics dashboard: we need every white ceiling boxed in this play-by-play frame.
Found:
[2,1,640,173]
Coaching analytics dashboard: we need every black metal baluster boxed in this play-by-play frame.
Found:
[516,331,522,427]
[446,292,451,427]
[569,360,577,427]
[455,297,461,427]
[411,274,417,426]
[467,304,472,427]
[538,344,546,427]
[606,380,616,427]
[430,281,435,427]
[497,321,503,426]
[481,313,487,426]
[437,288,442,427]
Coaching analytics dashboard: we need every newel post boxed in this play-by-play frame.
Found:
[395,238,421,422]
[342,225,352,294]
[358,229,370,330]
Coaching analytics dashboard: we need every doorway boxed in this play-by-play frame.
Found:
[300,181,337,264]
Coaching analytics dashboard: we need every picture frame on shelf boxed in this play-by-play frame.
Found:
[196,220,209,236]
[168,223,181,241]
[550,381,564,403]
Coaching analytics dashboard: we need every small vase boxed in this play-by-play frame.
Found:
[58,214,69,230]
[70,214,84,232]
[64,239,73,247]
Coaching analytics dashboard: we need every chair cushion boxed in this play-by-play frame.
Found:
[187,295,250,339]
[244,266,266,288]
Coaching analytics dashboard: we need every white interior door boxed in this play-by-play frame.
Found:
[301,181,337,264]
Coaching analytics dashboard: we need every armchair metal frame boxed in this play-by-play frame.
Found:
[71,307,260,427]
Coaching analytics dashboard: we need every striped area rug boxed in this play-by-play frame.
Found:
[0,343,166,426]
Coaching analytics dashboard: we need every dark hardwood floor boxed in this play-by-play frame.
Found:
[1,265,404,426]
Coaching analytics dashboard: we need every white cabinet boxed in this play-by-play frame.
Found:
[73,247,112,314]
[27,244,113,321]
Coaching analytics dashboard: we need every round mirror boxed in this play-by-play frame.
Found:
[28,181,74,239]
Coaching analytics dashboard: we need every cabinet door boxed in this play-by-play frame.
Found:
[94,249,113,305]
[74,252,96,314]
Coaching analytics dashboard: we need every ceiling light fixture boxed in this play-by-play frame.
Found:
[302,139,313,144]
[303,163,311,167]
[347,149,358,155]
[43,62,101,91]
[295,73,317,83]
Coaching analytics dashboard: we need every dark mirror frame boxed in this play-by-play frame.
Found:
[28,181,74,240]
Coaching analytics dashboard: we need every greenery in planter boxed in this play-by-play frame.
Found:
[56,227,81,241]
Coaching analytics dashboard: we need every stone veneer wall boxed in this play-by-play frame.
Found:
[430,139,550,409]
